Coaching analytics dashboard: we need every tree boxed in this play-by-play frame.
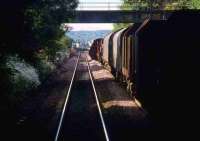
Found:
[113,0,200,31]
[0,0,78,62]
[0,0,78,101]
[118,0,200,11]
[113,0,149,31]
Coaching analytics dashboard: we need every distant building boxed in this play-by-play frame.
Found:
[72,41,80,48]
[87,41,92,47]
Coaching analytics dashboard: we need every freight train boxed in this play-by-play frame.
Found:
[89,11,200,127]
[89,23,143,94]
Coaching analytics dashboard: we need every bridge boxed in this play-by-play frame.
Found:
[72,10,171,23]
[70,2,172,23]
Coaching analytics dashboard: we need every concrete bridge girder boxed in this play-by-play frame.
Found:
[72,10,171,23]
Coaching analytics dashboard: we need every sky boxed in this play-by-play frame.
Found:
[67,23,113,31]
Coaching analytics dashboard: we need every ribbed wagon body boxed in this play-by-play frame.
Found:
[121,24,141,93]
[102,32,113,68]
[135,12,200,126]
[112,28,127,79]
[89,38,103,61]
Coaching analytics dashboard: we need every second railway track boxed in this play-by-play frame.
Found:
[55,51,109,141]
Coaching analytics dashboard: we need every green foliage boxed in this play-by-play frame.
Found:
[114,0,200,30]
[118,0,200,11]
[120,0,149,10]
[1,0,78,60]
[113,23,132,31]
[0,58,14,97]
[0,0,77,110]
[6,56,40,91]
[186,0,200,9]
[114,0,151,31]
[0,55,40,108]
[34,55,54,82]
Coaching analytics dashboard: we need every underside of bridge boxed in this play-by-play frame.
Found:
[71,10,172,23]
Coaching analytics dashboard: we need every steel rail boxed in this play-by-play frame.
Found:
[54,53,81,141]
[86,54,110,141]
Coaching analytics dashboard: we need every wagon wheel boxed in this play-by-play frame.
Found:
[127,80,134,97]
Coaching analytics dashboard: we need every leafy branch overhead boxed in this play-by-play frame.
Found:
[120,0,200,10]
[1,0,78,62]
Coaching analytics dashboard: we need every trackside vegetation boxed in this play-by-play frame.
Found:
[0,0,78,115]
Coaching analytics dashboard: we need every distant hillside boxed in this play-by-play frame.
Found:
[65,30,111,42]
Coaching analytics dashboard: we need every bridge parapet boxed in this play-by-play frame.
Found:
[77,2,123,11]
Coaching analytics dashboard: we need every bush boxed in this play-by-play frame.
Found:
[5,55,40,105]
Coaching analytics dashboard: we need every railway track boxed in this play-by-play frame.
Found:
[54,51,109,141]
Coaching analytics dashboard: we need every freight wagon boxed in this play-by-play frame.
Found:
[89,11,200,128]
